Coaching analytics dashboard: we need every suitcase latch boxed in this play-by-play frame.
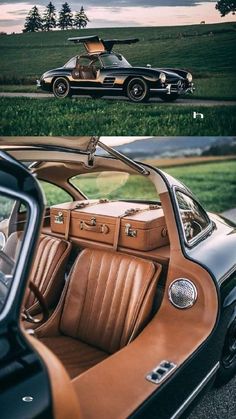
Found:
[55,212,64,224]
[125,223,137,238]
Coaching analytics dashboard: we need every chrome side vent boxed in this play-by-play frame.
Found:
[103,77,116,87]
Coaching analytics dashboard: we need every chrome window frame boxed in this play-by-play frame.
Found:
[173,186,214,248]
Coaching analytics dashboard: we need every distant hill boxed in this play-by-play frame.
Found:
[115,137,235,159]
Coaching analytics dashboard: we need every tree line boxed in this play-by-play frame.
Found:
[23,2,89,32]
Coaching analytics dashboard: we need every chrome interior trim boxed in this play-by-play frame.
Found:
[168,278,198,309]
[98,140,150,176]
[170,362,220,419]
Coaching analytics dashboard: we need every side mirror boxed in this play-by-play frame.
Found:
[146,64,151,68]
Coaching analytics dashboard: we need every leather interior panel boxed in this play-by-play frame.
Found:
[42,226,170,266]
[71,193,218,419]
[40,336,108,379]
[25,333,81,419]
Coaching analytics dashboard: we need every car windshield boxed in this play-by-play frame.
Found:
[100,53,131,68]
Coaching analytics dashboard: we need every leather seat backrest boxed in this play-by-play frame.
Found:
[79,65,96,80]
[2,232,71,313]
[60,248,161,354]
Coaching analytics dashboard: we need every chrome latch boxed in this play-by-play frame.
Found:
[146,360,176,384]
[55,212,64,224]
[125,223,137,237]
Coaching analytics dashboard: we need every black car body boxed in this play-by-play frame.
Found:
[0,137,235,419]
[37,36,195,102]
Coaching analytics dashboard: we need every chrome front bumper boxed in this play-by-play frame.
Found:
[167,82,195,95]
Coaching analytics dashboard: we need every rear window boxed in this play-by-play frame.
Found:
[70,171,158,201]
[40,181,72,206]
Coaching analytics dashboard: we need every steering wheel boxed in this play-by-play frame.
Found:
[22,281,49,324]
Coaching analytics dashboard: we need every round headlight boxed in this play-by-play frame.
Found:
[186,72,193,82]
[159,72,166,83]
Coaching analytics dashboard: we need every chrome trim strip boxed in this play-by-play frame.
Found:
[170,362,220,419]
[98,140,150,176]
[218,264,236,285]
[70,86,123,90]
[173,186,214,248]
[150,88,168,92]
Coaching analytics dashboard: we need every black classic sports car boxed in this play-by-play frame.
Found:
[0,137,235,419]
[37,35,195,102]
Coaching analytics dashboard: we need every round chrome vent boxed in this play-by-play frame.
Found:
[168,279,197,309]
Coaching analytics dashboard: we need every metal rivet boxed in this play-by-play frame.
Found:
[22,396,33,402]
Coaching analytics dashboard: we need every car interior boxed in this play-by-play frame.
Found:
[72,55,100,80]
[0,141,219,418]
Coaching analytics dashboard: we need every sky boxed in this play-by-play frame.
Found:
[0,0,235,34]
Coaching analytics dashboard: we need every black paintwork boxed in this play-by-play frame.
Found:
[37,47,194,101]
[0,153,53,419]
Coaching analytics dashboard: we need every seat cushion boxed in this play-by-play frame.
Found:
[60,248,161,354]
[40,336,108,379]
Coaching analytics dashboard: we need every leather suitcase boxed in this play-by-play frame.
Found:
[50,200,169,251]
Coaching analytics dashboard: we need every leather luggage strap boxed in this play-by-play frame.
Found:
[64,199,109,240]
[112,205,160,251]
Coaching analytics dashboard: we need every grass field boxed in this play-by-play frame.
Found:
[1,97,235,135]
[0,23,236,100]
[40,160,236,214]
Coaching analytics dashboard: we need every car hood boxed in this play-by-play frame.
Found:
[133,66,185,81]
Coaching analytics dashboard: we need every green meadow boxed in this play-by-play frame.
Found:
[0,97,235,135]
[0,22,236,100]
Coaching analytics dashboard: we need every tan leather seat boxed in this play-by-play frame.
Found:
[37,248,162,378]
[2,232,71,315]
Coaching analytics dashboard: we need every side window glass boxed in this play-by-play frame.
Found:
[0,194,28,312]
[0,196,14,221]
[176,191,210,243]
[64,57,77,68]
[39,181,72,207]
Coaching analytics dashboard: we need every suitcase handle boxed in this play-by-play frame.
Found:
[80,219,109,235]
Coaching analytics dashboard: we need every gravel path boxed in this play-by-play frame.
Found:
[0,92,236,106]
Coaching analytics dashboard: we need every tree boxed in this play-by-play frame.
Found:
[23,6,42,32]
[216,0,236,16]
[58,2,73,30]
[43,2,57,31]
[74,6,89,29]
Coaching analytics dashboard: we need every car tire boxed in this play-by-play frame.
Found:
[126,78,149,103]
[215,317,236,387]
[52,77,71,99]
[159,93,179,102]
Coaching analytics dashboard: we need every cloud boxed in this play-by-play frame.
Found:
[0,0,213,7]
